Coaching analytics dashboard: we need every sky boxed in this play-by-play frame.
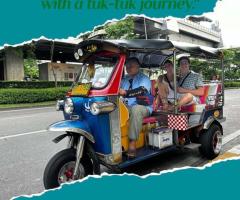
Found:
[204,0,240,48]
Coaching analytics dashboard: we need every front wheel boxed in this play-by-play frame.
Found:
[43,148,93,189]
[199,124,222,159]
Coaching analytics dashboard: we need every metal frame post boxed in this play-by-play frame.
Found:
[173,50,178,114]
[221,57,225,106]
[144,17,148,40]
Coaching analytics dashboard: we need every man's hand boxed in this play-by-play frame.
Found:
[119,89,127,96]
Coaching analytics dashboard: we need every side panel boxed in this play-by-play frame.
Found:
[71,97,112,155]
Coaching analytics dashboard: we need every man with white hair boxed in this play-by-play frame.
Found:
[119,57,152,158]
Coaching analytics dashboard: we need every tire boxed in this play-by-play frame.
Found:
[199,124,222,160]
[43,147,94,189]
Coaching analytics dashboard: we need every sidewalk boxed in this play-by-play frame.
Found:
[213,145,240,161]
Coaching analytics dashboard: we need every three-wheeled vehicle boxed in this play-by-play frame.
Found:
[43,39,225,189]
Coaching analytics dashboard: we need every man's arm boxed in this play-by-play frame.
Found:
[178,72,204,96]
[119,78,127,96]
[178,86,204,96]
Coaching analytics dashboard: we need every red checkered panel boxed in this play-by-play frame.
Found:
[168,114,188,131]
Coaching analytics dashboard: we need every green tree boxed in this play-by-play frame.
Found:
[105,17,137,39]
[189,48,240,81]
[23,44,39,79]
[223,48,240,80]
[24,58,39,79]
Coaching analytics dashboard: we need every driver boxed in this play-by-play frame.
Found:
[119,57,152,158]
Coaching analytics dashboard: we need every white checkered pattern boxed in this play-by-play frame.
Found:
[168,114,188,130]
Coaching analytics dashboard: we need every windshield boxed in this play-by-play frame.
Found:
[74,54,119,89]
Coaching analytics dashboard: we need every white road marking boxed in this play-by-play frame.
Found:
[223,129,240,145]
[0,130,47,141]
[0,115,38,121]
[0,106,54,113]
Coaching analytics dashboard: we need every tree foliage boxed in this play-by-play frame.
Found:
[23,44,39,79]
[189,48,240,81]
[223,48,240,80]
[24,58,39,79]
[105,17,137,39]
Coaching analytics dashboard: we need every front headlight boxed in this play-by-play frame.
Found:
[64,98,74,114]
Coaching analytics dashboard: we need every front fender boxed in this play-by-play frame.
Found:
[48,120,95,143]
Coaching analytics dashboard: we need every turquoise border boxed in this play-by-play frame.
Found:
[0,0,217,45]
[15,159,240,200]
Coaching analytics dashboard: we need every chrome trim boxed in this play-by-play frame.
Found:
[48,124,95,143]
[203,117,215,129]
[203,117,225,130]
[73,136,85,179]
[71,115,80,120]
[64,98,74,114]
[173,50,178,114]
[90,101,116,115]
[213,130,222,154]
[108,96,122,163]
[96,152,118,165]
[67,136,74,148]
[56,100,64,111]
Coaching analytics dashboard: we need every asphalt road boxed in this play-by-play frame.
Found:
[0,89,240,200]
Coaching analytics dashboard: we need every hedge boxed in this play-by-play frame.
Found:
[224,82,240,88]
[0,87,69,104]
[1,81,240,89]
[0,81,72,89]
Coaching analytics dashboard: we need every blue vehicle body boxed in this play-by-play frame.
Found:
[49,96,112,155]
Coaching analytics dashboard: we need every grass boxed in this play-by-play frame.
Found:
[0,101,56,109]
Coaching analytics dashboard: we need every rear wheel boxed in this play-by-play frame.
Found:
[199,124,222,159]
[43,148,93,189]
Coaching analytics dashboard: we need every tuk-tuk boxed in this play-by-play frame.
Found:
[43,39,225,189]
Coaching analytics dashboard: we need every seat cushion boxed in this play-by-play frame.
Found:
[143,116,158,124]
[199,85,210,104]
[180,103,206,113]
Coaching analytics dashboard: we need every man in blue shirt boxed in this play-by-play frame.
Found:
[119,57,152,158]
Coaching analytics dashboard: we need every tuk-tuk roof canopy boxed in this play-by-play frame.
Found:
[78,39,223,59]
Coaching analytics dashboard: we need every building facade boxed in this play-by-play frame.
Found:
[38,62,81,81]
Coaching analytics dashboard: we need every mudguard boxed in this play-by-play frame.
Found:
[48,120,95,143]
[203,117,226,133]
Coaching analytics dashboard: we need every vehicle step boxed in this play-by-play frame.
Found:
[184,143,201,149]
